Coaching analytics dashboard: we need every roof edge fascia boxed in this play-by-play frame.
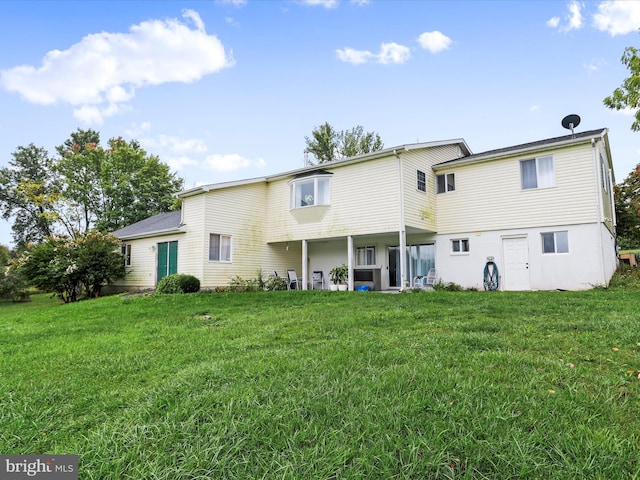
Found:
[266,138,471,182]
[117,228,185,241]
[433,130,608,170]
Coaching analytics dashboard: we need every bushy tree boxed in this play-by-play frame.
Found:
[15,232,126,302]
[305,123,383,164]
[0,144,60,248]
[55,130,184,233]
[604,45,640,131]
[615,163,640,248]
[1,129,184,247]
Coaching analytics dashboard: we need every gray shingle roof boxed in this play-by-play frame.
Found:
[435,128,607,167]
[112,210,182,240]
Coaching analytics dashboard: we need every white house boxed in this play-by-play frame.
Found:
[113,128,617,292]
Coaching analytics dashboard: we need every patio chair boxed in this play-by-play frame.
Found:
[414,268,436,290]
[311,271,325,290]
[287,270,300,290]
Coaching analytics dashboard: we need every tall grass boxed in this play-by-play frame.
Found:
[1,287,639,478]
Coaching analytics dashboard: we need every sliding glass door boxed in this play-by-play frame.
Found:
[388,243,435,288]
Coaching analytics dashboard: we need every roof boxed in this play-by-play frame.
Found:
[434,129,608,169]
[112,210,182,240]
[177,138,472,199]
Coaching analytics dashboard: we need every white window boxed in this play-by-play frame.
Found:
[437,173,455,194]
[541,232,568,254]
[121,244,131,267]
[357,246,376,266]
[521,156,555,189]
[417,170,426,192]
[209,234,232,262]
[451,239,469,253]
[290,176,331,208]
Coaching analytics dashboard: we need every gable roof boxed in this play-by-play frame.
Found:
[434,129,608,169]
[177,138,472,199]
[112,210,182,240]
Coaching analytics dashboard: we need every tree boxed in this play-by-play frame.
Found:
[0,144,60,249]
[0,244,9,266]
[0,130,184,246]
[55,131,184,233]
[604,45,640,131]
[15,232,126,302]
[305,123,383,165]
[615,163,640,248]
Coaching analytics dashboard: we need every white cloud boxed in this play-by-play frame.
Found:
[215,0,247,6]
[378,42,411,64]
[546,16,560,28]
[336,48,374,64]
[336,42,411,65]
[301,0,339,7]
[583,58,606,71]
[548,1,584,32]
[529,105,541,112]
[0,10,234,124]
[417,31,452,54]
[566,1,584,31]
[593,0,640,36]
[203,154,266,172]
[134,129,265,175]
[166,155,200,172]
[142,135,208,155]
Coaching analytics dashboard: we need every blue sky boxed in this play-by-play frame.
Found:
[1,0,640,248]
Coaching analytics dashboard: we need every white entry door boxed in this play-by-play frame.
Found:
[502,236,530,291]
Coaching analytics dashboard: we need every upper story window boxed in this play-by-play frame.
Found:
[209,233,232,262]
[437,173,455,194]
[521,155,555,189]
[417,170,426,192]
[357,246,376,266]
[290,175,331,208]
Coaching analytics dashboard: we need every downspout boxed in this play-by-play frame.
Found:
[395,149,407,290]
[592,138,608,287]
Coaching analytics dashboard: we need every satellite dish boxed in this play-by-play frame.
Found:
[561,114,581,137]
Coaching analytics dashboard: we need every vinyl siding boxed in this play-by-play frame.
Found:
[266,156,401,242]
[436,143,600,234]
[202,182,269,287]
[402,146,462,232]
[114,233,186,289]
[596,141,615,233]
[178,194,206,281]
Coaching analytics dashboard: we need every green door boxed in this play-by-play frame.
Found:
[157,241,178,283]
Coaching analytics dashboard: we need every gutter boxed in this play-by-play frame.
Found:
[434,132,605,170]
[116,227,185,241]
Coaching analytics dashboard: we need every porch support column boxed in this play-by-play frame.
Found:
[395,149,407,290]
[347,235,354,291]
[302,239,308,290]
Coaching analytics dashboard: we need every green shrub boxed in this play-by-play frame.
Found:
[178,274,201,293]
[0,266,30,302]
[156,274,200,294]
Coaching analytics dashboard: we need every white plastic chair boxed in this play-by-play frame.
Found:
[287,270,299,290]
[414,268,436,289]
[311,271,325,290]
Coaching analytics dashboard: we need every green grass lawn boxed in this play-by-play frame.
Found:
[1,288,640,479]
